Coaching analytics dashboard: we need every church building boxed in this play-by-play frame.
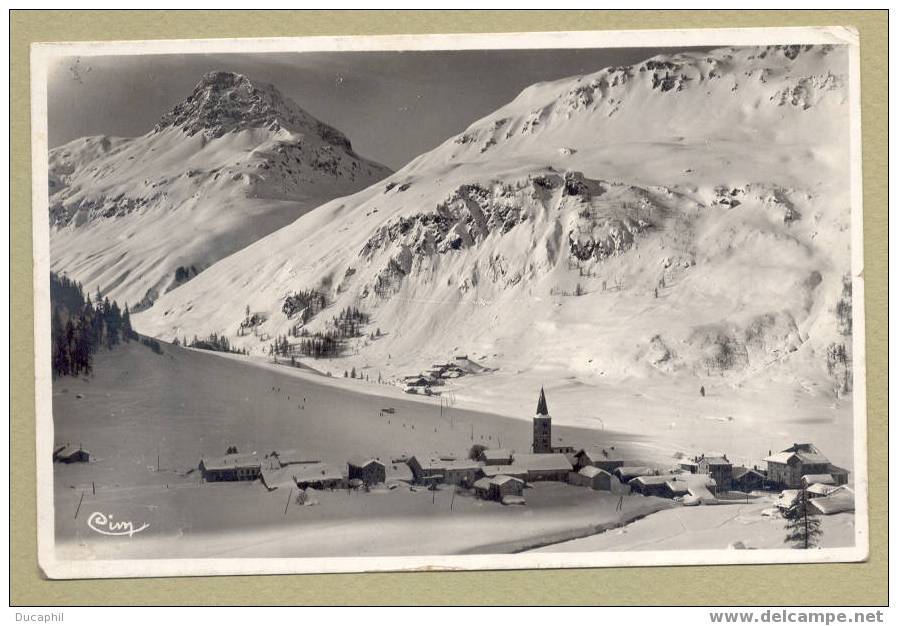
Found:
[532,387,575,454]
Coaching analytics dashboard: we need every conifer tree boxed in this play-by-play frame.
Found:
[783,488,823,549]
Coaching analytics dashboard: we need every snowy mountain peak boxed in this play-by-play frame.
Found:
[153,71,352,149]
[49,71,392,310]
[136,44,852,405]
[416,44,846,171]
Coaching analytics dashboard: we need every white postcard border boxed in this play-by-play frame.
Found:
[30,25,868,580]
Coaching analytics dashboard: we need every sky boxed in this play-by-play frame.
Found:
[48,46,707,170]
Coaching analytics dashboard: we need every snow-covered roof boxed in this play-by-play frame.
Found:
[807,483,838,496]
[473,477,492,491]
[292,462,344,483]
[615,466,656,480]
[201,452,260,470]
[664,480,690,495]
[775,489,801,508]
[482,465,528,479]
[579,466,610,479]
[347,456,385,468]
[732,466,765,480]
[810,490,854,515]
[271,449,319,465]
[631,474,679,486]
[802,473,836,486]
[481,449,514,462]
[491,475,524,486]
[766,444,830,466]
[510,453,572,473]
[260,466,296,490]
[578,447,625,463]
[385,462,413,482]
[412,456,482,471]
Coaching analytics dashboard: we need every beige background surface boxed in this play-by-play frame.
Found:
[10,10,888,606]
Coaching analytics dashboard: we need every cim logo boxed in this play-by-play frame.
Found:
[87,511,150,537]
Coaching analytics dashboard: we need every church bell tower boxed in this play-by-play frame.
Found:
[532,387,552,454]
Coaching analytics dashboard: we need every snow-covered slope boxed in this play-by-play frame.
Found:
[49,71,392,309]
[136,46,854,409]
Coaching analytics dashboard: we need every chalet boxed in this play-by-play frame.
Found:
[472,477,491,498]
[54,445,90,464]
[473,475,525,502]
[663,477,691,498]
[347,457,387,486]
[764,443,832,488]
[199,453,261,482]
[569,466,613,491]
[574,447,626,473]
[629,474,681,497]
[407,456,483,486]
[479,448,514,465]
[696,454,733,491]
[614,466,657,483]
[292,462,345,490]
[731,466,766,492]
[509,453,573,482]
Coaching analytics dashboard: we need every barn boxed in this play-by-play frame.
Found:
[614,466,657,483]
[199,452,261,482]
[473,475,525,501]
[574,447,626,473]
[347,457,387,486]
[479,448,514,465]
[731,466,767,492]
[292,462,345,490]
[629,475,681,497]
[508,453,573,482]
[696,454,733,491]
[407,456,483,486]
[569,466,613,491]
